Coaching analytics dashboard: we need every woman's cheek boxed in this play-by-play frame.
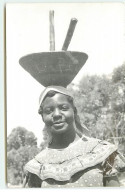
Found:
[43,114,53,126]
[64,111,75,123]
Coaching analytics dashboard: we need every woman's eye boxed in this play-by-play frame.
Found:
[44,108,53,114]
[61,105,69,110]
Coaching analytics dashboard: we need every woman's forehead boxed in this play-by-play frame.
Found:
[42,93,71,107]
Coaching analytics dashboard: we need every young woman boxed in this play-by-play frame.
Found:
[23,86,125,188]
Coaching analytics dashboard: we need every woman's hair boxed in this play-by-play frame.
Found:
[38,90,89,148]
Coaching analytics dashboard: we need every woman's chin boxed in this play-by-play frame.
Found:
[51,124,68,134]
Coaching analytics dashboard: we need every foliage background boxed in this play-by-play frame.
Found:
[7,63,125,185]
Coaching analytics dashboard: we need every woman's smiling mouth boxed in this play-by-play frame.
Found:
[53,121,65,128]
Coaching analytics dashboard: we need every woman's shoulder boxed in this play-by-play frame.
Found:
[81,135,117,153]
[84,136,125,176]
[23,148,47,176]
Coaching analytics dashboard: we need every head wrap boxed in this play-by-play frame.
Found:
[39,85,73,107]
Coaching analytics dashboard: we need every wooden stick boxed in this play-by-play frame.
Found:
[62,18,78,51]
[49,10,55,51]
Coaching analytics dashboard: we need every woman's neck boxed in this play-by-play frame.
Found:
[48,128,79,149]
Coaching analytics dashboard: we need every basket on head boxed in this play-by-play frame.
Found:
[19,51,88,87]
[19,11,88,87]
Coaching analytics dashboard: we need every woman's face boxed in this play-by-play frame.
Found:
[42,93,75,135]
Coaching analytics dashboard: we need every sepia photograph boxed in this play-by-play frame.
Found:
[6,3,125,188]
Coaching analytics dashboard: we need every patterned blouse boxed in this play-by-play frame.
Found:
[23,136,125,188]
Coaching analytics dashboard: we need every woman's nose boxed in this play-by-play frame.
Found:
[53,108,61,118]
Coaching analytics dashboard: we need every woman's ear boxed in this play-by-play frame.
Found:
[38,106,44,121]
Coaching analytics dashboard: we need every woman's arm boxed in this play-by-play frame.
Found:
[103,175,120,187]
[103,151,125,187]
[23,172,42,188]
